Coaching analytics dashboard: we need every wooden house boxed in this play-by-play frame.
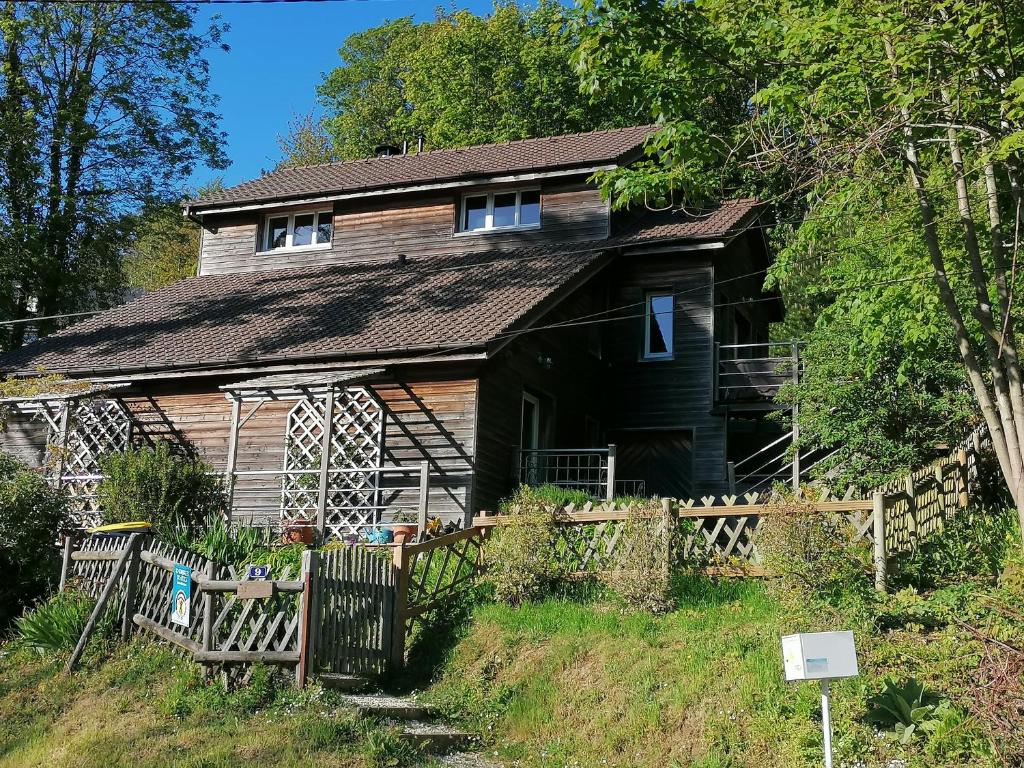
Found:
[0,126,793,538]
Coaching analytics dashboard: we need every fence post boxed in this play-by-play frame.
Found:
[872,492,887,593]
[417,460,430,539]
[726,462,736,495]
[904,475,918,546]
[59,534,74,592]
[120,534,144,642]
[957,448,970,508]
[390,543,411,671]
[606,444,617,501]
[201,558,215,679]
[297,549,318,688]
[661,497,674,575]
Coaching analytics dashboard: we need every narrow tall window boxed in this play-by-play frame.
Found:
[644,291,674,359]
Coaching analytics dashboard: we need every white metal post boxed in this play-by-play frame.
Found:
[820,679,833,768]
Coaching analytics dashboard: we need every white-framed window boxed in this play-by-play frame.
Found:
[458,189,541,233]
[643,291,674,359]
[260,210,333,252]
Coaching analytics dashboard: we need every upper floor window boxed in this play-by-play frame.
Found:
[644,291,674,359]
[459,190,541,233]
[261,210,333,252]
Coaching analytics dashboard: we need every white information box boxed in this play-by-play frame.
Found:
[781,631,859,682]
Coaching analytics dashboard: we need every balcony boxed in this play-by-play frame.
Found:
[715,341,802,406]
[518,447,646,500]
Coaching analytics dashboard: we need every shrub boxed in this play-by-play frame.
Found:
[865,677,951,744]
[0,452,70,629]
[15,591,113,654]
[757,491,874,611]
[486,485,563,605]
[891,505,1016,590]
[98,441,225,537]
[600,500,686,613]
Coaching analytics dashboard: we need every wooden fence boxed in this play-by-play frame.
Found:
[61,524,486,679]
[472,429,991,592]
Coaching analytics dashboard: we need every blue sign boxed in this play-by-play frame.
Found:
[171,564,192,627]
[247,564,271,580]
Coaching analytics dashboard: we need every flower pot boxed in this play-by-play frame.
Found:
[392,524,418,545]
[282,525,315,545]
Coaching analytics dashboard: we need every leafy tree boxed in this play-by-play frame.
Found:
[277,114,339,168]
[579,0,1024,535]
[314,1,644,161]
[0,1,228,348]
[122,181,224,292]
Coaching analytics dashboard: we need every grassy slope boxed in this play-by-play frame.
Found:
[0,638,421,768]
[424,578,991,768]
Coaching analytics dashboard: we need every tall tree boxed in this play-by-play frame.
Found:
[579,0,1024,534]
[314,1,645,161]
[0,1,228,348]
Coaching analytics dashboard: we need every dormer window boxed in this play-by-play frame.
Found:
[458,190,541,233]
[261,210,333,252]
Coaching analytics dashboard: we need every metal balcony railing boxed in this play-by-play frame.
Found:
[715,341,802,403]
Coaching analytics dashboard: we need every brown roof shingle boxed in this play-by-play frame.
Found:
[613,198,763,245]
[1,246,607,377]
[189,125,657,211]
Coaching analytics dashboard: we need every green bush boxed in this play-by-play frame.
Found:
[15,591,111,654]
[757,492,874,613]
[891,505,1016,590]
[486,485,563,605]
[97,441,225,537]
[0,452,70,629]
[865,677,950,745]
[600,500,687,613]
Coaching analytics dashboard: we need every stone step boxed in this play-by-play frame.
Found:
[435,752,504,767]
[340,692,437,720]
[316,673,372,691]
[398,721,477,753]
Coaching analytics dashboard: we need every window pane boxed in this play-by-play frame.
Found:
[519,190,541,226]
[493,193,517,227]
[646,294,673,356]
[293,213,315,247]
[316,213,332,244]
[267,217,288,250]
[464,196,487,230]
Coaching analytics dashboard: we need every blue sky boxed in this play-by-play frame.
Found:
[191,0,497,190]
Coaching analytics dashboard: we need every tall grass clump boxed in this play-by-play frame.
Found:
[15,591,112,654]
[486,485,564,605]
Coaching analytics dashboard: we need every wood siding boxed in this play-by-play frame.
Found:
[474,287,607,511]
[198,182,608,276]
[1,413,48,468]
[601,254,728,494]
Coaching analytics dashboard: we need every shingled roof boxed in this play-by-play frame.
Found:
[188,125,658,211]
[0,246,608,377]
[613,198,763,245]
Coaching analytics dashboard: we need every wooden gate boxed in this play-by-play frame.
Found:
[312,545,395,677]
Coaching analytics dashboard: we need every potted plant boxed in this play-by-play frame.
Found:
[390,510,419,545]
[282,521,315,545]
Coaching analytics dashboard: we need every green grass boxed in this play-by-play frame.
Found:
[0,637,445,768]
[424,575,999,768]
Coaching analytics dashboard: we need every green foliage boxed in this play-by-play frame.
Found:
[97,442,225,539]
[486,485,564,605]
[314,1,642,161]
[15,591,95,654]
[513,483,594,508]
[122,181,223,292]
[757,493,874,614]
[0,2,227,348]
[163,663,283,720]
[360,726,421,768]
[0,452,70,629]
[600,500,685,613]
[865,678,951,745]
[892,506,1017,590]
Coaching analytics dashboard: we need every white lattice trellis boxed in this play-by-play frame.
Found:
[49,400,133,527]
[281,387,385,539]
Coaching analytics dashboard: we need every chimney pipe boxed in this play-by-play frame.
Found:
[416,134,425,153]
